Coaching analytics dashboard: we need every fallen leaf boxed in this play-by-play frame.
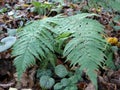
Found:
[85,83,95,90]
[22,4,30,8]
[0,36,16,52]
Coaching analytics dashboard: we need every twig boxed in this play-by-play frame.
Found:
[0,81,15,88]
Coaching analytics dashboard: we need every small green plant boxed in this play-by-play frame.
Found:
[12,13,109,90]
[54,68,82,90]
[37,64,82,90]
[0,8,8,13]
[32,1,54,15]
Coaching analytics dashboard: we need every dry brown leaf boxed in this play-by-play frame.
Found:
[98,76,117,90]
[77,82,87,90]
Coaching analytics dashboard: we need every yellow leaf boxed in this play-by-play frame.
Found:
[22,4,30,8]
[96,8,101,12]
[106,37,118,45]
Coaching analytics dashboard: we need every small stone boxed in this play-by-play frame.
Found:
[9,87,17,90]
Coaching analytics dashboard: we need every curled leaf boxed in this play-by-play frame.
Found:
[0,36,16,52]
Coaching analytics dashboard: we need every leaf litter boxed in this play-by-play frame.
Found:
[0,0,120,90]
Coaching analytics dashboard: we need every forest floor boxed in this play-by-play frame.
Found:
[0,0,120,90]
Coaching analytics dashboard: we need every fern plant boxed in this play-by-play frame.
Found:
[53,14,107,89]
[12,13,108,90]
[12,17,58,79]
[32,1,54,15]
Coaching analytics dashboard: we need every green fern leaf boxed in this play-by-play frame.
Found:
[12,18,57,79]
[52,13,99,34]
[61,15,107,89]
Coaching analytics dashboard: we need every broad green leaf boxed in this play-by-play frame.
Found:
[40,76,55,89]
[55,64,68,78]
[54,83,63,90]
[37,69,52,78]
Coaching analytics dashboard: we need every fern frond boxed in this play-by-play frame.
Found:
[12,18,57,79]
[51,13,99,34]
[61,15,107,89]
[12,13,108,90]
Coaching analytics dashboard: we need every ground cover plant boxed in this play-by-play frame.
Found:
[0,0,120,90]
